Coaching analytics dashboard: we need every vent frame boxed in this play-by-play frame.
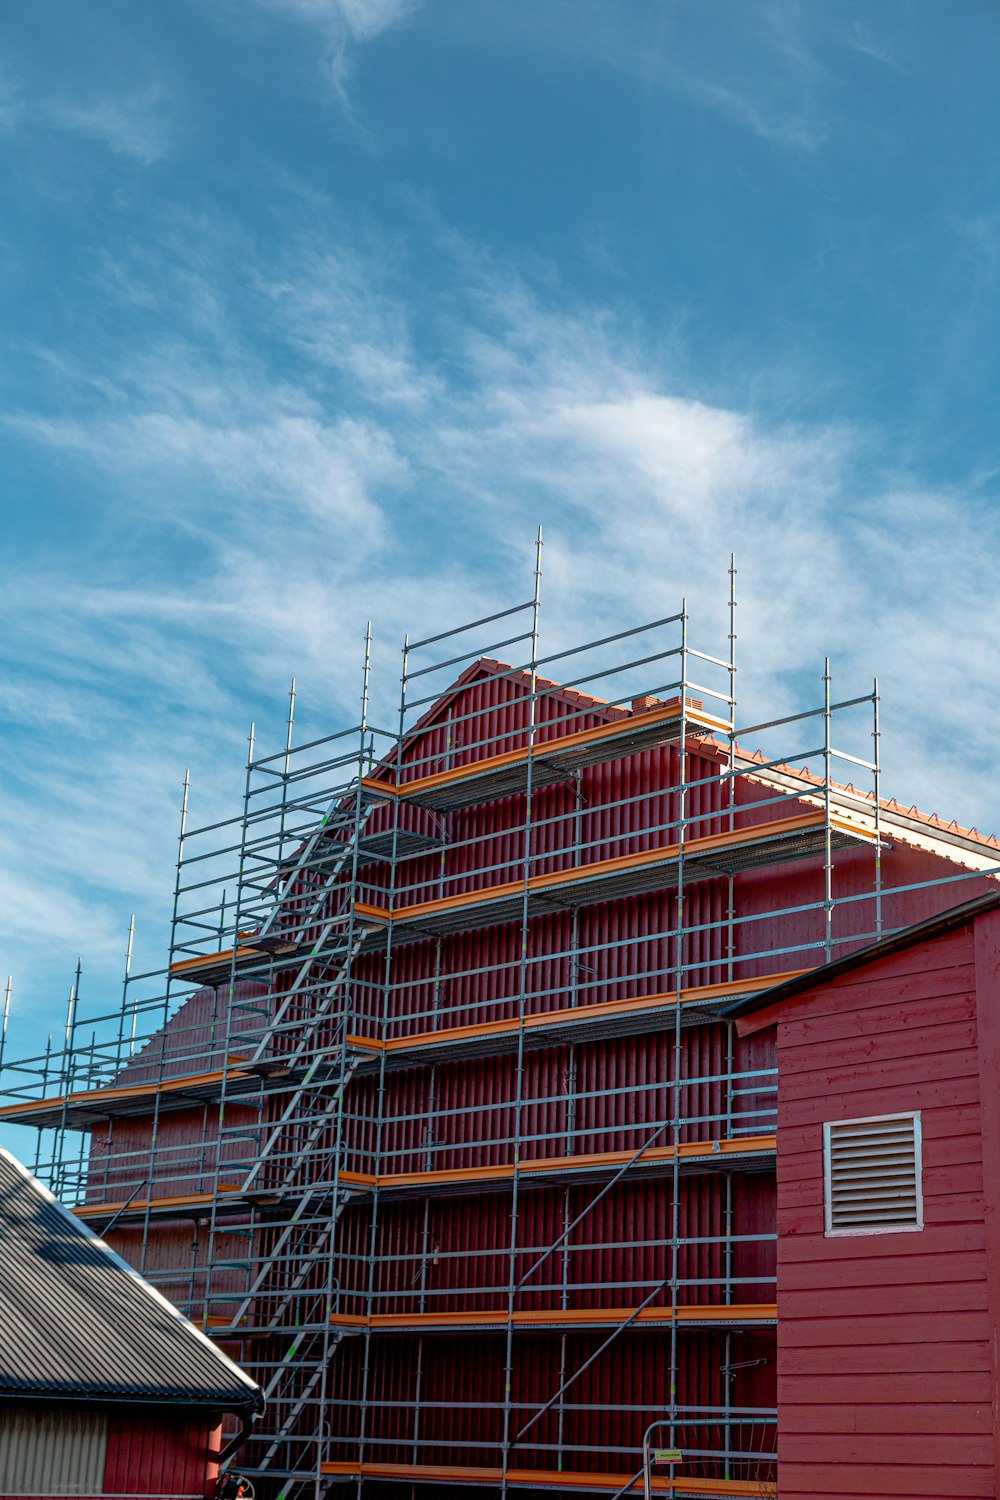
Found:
[822,1110,923,1237]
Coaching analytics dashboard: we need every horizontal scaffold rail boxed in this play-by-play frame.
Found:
[0,974,798,1130]
[168,928,363,986]
[321,1460,771,1495]
[0,973,799,1130]
[0,1043,383,1130]
[372,1134,776,1197]
[328,1304,777,1335]
[165,810,875,980]
[167,932,300,983]
[372,971,804,1067]
[0,1058,264,1129]
[355,810,875,945]
[360,699,729,814]
[71,1171,373,1224]
[72,1137,777,1223]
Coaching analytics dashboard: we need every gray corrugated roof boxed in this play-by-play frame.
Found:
[0,1149,263,1411]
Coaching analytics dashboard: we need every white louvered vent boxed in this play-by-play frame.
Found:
[823,1112,923,1236]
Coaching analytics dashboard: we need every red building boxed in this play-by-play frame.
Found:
[1,596,998,1497]
[0,1147,263,1500]
[731,893,1000,1500]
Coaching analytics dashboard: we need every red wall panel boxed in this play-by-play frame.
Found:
[103,1413,221,1498]
[95,665,1000,1486]
[768,923,998,1500]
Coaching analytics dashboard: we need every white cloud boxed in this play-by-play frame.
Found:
[47,87,174,165]
[463,0,831,152]
[260,245,439,406]
[840,20,905,71]
[0,79,174,166]
[249,0,419,98]
[258,0,417,40]
[13,409,403,529]
[4,194,1000,1082]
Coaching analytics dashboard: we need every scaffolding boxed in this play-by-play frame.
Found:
[3,541,998,1499]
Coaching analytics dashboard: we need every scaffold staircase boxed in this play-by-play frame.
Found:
[193,766,380,1490]
[3,564,917,1498]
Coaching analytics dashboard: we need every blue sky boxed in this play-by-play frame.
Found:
[2,0,1000,1096]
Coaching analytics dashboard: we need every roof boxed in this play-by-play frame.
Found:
[360,654,1000,878]
[727,745,1000,864]
[448,660,1000,864]
[389,654,630,766]
[723,890,1000,1026]
[0,1149,263,1412]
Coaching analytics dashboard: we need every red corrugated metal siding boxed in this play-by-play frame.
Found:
[362,1172,773,1318]
[376,1021,767,1175]
[103,1221,253,1323]
[735,842,996,985]
[388,665,610,788]
[334,1201,377,1314]
[378,881,731,1043]
[375,741,721,906]
[87,1101,258,1204]
[329,1329,775,1472]
[116,981,271,1085]
[102,1413,220,1498]
[96,664,1000,1487]
[771,925,995,1500]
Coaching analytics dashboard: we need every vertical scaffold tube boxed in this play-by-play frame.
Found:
[666,602,689,1499]
[356,625,406,1499]
[500,526,543,1499]
[142,770,190,1280]
[823,659,833,963]
[873,676,882,937]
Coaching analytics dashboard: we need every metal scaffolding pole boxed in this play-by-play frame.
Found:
[2,563,956,1499]
[499,527,543,1500]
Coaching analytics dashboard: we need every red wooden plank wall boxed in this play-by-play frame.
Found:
[770,924,998,1500]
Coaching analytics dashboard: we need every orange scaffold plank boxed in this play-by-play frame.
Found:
[0,1061,255,1124]
[0,973,798,1130]
[331,1304,776,1333]
[73,1168,378,1222]
[361,699,729,804]
[168,915,385,979]
[73,1184,243,1221]
[200,1313,366,1333]
[168,811,861,978]
[377,1135,776,1191]
[70,1139,775,1224]
[321,1460,770,1494]
[382,971,806,1056]
[356,810,873,930]
[517,1134,775,1177]
[169,946,260,978]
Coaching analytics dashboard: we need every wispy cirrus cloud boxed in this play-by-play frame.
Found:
[248,0,420,99]
[462,0,838,152]
[4,184,1000,1062]
[10,190,997,764]
[261,245,440,407]
[0,79,175,165]
[12,407,404,530]
[46,87,174,165]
